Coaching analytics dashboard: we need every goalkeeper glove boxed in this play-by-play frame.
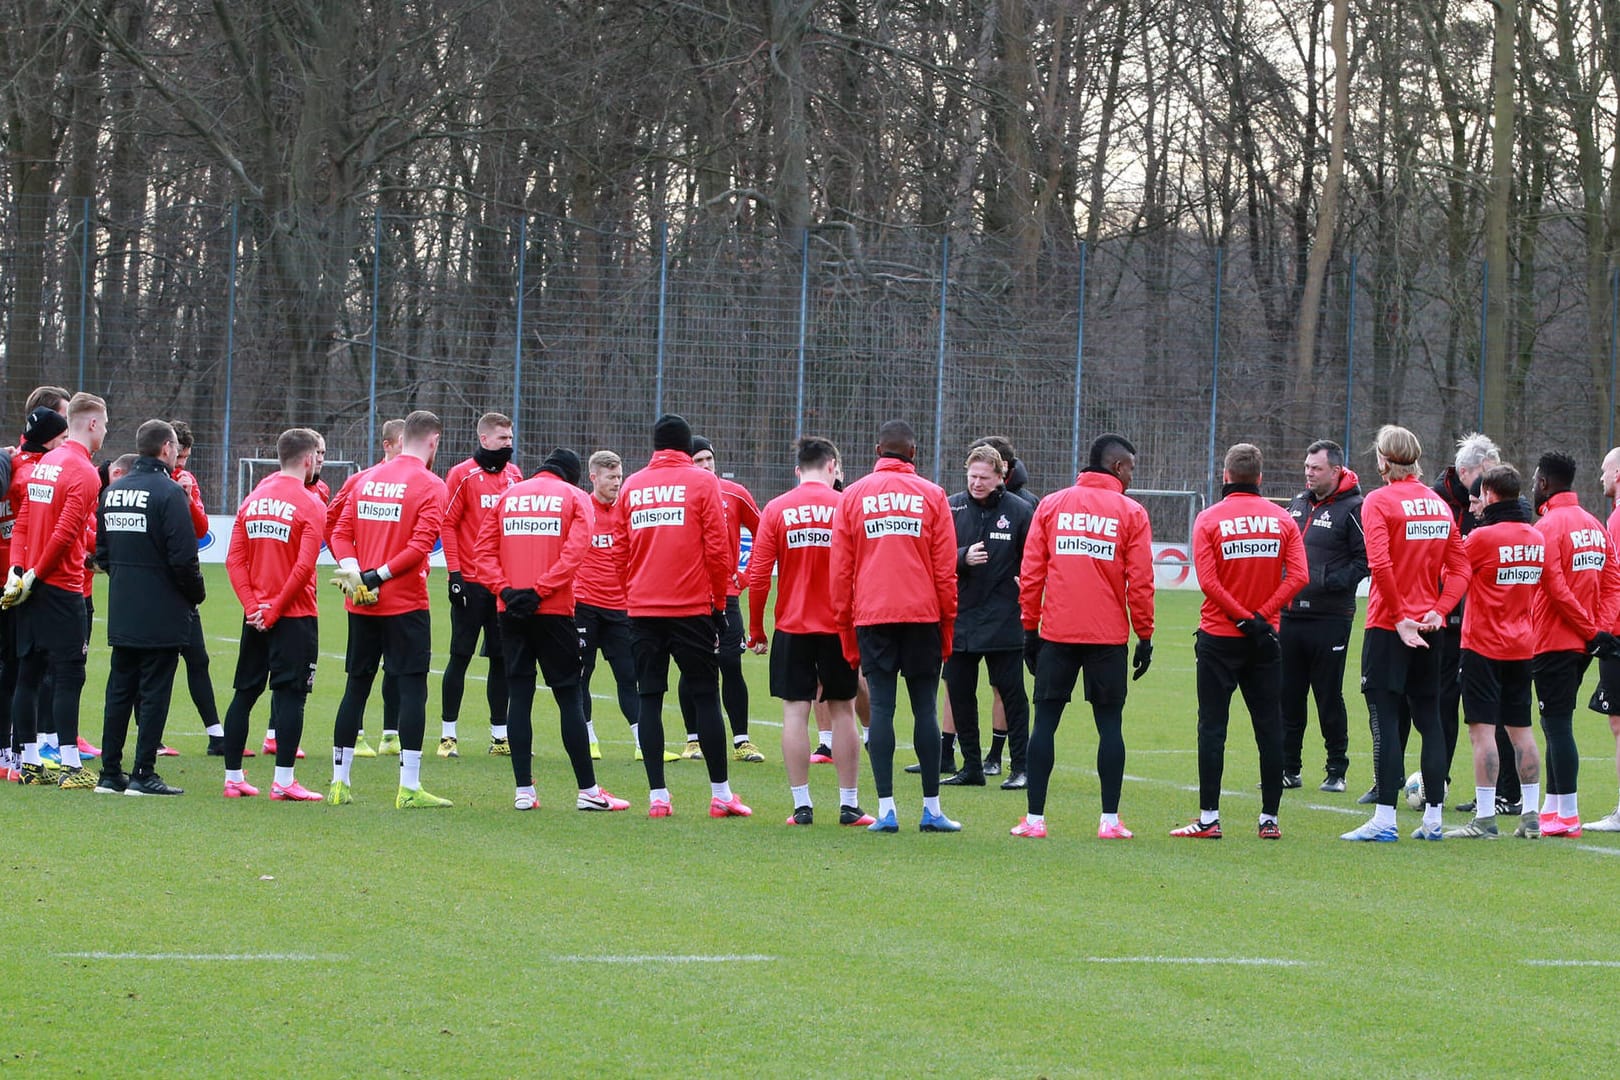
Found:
[1,567,35,609]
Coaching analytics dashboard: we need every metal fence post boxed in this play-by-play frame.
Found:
[794,228,809,442]
[513,213,526,445]
[368,212,381,461]
[1208,246,1224,502]
[932,235,949,482]
[654,222,669,416]
[222,201,239,506]
[1344,252,1357,453]
[1071,241,1087,478]
[77,195,91,389]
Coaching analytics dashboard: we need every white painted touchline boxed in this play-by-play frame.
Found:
[1301,803,1365,816]
[547,954,775,964]
[1573,844,1620,857]
[1523,959,1620,968]
[1083,956,1307,967]
[61,952,345,962]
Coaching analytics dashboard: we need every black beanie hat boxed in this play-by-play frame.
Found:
[22,407,67,449]
[539,447,582,487]
[652,413,692,453]
[689,435,713,456]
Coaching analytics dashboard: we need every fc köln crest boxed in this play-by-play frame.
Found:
[996,515,1010,529]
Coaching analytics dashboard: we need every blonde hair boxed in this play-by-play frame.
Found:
[65,392,107,426]
[588,450,622,473]
[477,412,512,435]
[1374,424,1422,480]
[964,445,1005,475]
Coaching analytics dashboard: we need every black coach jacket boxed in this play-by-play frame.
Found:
[94,456,205,649]
[1283,468,1366,621]
[948,486,1032,653]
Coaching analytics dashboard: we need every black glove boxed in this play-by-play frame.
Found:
[500,587,540,617]
[1588,632,1620,659]
[1023,629,1043,676]
[447,570,467,608]
[1236,612,1276,639]
[360,569,384,591]
[1132,638,1154,681]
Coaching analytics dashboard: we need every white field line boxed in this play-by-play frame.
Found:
[1083,956,1307,968]
[547,954,774,964]
[1572,844,1620,857]
[1522,959,1620,967]
[61,951,344,962]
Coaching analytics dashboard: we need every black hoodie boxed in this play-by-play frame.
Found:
[1283,467,1367,620]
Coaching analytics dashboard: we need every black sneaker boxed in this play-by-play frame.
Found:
[206,736,226,756]
[1281,773,1302,789]
[786,805,813,826]
[1356,785,1378,805]
[905,758,957,776]
[1455,798,1477,813]
[1319,775,1347,793]
[93,771,129,794]
[125,772,184,796]
[839,805,877,827]
[999,771,1029,791]
[1495,797,1522,816]
[982,758,1003,776]
[939,767,986,787]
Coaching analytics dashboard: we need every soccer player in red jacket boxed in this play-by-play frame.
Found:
[1016,433,1155,839]
[681,435,764,762]
[474,447,629,813]
[1444,464,1547,839]
[1171,443,1307,840]
[220,428,327,800]
[613,413,748,818]
[1588,446,1620,832]
[830,419,960,833]
[1342,424,1469,841]
[328,409,450,808]
[4,393,108,788]
[1528,453,1620,837]
[747,436,873,826]
[438,412,523,758]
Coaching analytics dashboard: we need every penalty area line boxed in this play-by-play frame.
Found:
[548,954,775,964]
[1523,959,1620,968]
[1082,956,1307,968]
[60,951,345,962]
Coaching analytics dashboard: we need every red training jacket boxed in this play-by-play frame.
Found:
[176,467,208,540]
[612,449,731,618]
[328,453,446,616]
[474,471,593,616]
[1361,475,1469,631]
[829,457,957,650]
[1020,471,1155,645]
[1462,518,1545,660]
[1192,489,1308,636]
[227,471,326,624]
[12,440,99,593]
[0,446,45,567]
[1533,491,1620,652]
[748,479,841,638]
[574,493,628,610]
[441,456,523,584]
[718,477,760,597]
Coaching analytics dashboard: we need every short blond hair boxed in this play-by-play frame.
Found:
[588,450,621,473]
[964,445,1005,475]
[1375,424,1422,480]
[1223,443,1263,483]
[477,412,512,435]
[380,418,405,446]
[66,392,106,425]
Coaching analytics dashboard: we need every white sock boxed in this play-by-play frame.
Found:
[490,724,507,740]
[383,728,399,737]
[441,721,457,740]
[861,727,869,745]
[400,749,422,789]
[581,784,600,798]
[266,728,277,741]
[711,781,733,801]
[586,721,598,743]
[40,732,59,750]
[790,784,811,808]
[923,795,942,815]
[1373,803,1397,827]
[21,743,40,766]
[818,730,832,747]
[1477,786,1496,816]
[60,745,81,769]
[839,787,859,807]
[1541,792,1558,815]
[332,746,354,784]
[650,787,671,804]
[226,769,245,783]
[1024,813,1044,826]
[686,735,700,745]
[878,796,896,818]
[517,784,536,801]
[206,723,224,737]
[1100,812,1118,827]
[1422,803,1442,828]
[733,734,748,747]
[631,723,640,746]
[1200,808,1220,825]
[274,765,295,787]
[1520,783,1539,814]
[1561,792,1578,819]
[1259,813,1278,825]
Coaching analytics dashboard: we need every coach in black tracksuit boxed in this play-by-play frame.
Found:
[941,446,1033,788]
[1280,440,1366,792]
[93,420,206,793]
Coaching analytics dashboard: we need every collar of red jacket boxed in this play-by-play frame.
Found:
[1541,490,1581,514]
[1076,470,1124,494]
[872,456,916,475]
[646,448,694,468]
[1310,466,1360,506]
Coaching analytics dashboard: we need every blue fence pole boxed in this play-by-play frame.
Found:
[1609,266,1618,450]
[76,196,91,388]
[654,222,669,416]
[222,202,239,506]
[1208,246,1224,502]
[1477,260,1488,432]
[1071,241,1088,478]
[368,213,381,461]
[1344,252,1357,453]
[513,214,526,447]
[932,236,950,482]
[794,228,809,441]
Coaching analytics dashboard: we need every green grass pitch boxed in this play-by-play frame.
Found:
[7,567,1620,1076]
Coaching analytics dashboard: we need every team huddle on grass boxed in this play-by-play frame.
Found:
[4,382,1620,843]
